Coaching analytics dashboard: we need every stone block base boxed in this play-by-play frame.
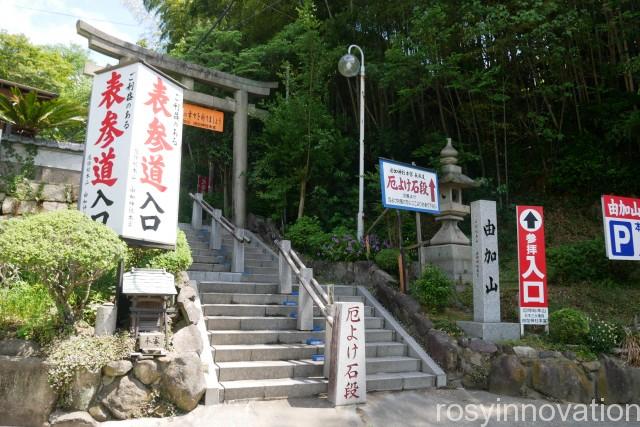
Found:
[422,244,471,285]
[457,321,521,342]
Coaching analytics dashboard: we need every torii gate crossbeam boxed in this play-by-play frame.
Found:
[77,20,277,228]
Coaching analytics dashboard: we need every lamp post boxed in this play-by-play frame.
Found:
[338,45,365,241]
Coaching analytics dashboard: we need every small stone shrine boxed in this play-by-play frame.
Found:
[457,200,520,341]
[423,138,477,285]
[122,268,177,354]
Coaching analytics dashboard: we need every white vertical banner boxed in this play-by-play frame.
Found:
[471,200,500,323]
[328,302,367,406]
[80,62,183,248]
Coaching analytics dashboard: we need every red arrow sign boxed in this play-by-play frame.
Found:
[428,179,436,203]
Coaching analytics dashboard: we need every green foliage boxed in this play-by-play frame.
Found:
[411,265,453,312]
[126,230,193,275]
[322,227,365,262]
[0,140,37,197]
[46,333,134,407]
[587,319,625,354]
[0,87,85,138]
[549,308,590,345]
[0,281,59,345]
[374,249,400,275]
[0,210,126,323]
[284,216,329,257]
[547,238,639,285]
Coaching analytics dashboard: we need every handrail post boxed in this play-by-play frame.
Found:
[323,303,335,379]
[232,228,246,273]
[191,192,203,230]
[279,240,293,294]
[297,268,314,331]
[210,209,222,250]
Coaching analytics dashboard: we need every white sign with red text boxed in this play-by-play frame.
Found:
[517,206,548,325]
[80,62,183,248]
[601,194,640,260]
[379,158,439,214]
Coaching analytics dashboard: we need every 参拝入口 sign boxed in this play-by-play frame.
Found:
[379,158,439,214]
[80,62,183,248]
[602,195,640,260]
[516,206,548,325]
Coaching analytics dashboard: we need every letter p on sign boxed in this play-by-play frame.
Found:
[610,221,633,256]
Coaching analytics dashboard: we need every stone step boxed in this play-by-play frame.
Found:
[217,356,422,382]
[192,255,226,264]
[366,371,436,392]
[189,241,210,250]
[240,273,287,283]
[217,359,323,381]
[199,282,279,294]
[244,255,277,262]
[245,259,277,268]
[208,328,393,345]
[190,262,228,272]
[213,343,323,363]
[212,341,405,362]
[203,304,374,318]
[245,266,279,274]
[198,282,356,296]
[366,356,420,374]
[191,248,224,257]
[206,316,383,331]
[221,376,328,401]
[200,292,365,305]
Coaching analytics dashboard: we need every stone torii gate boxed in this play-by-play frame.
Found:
[76,20,277,228]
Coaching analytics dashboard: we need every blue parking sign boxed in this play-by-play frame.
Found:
[602,195,640,260]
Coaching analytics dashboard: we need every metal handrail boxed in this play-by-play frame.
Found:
[276,240,334,326]
[189,193,251,243]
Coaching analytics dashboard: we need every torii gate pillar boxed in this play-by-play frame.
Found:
[233,90,248,228]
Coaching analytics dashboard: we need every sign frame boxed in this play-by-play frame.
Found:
[378,158,440,214]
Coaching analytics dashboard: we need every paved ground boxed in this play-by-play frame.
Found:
[102,388,640,427]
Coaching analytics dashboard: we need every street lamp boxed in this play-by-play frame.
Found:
[338,45,365,241]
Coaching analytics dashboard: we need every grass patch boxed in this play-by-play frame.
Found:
[500,334,598,361]
[0,281,61,344]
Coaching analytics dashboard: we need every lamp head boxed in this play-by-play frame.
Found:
[338,53,360,77]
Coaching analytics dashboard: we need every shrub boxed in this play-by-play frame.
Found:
[127,230,192,275]
[0,210,126,323]
[549,308,590,344]
[547,238,639,285]
[587,319,625,354]
[375,248,400,274]
[285,216,329,258]
[46,333,134,407]
[0,281,59,344]
[323,227,365,262]
[411,264,453,312]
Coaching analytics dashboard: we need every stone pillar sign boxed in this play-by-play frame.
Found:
[457,200,520,342]
[472,200,500,322]
[328,302,367,406]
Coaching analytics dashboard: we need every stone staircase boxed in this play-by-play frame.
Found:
[179,223,445,402]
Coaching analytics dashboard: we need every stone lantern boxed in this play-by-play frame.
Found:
[422,138,477,285]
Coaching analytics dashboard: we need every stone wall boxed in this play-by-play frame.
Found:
[0,134,83,185]
[0,181,79,219]
[321,261,640,405]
